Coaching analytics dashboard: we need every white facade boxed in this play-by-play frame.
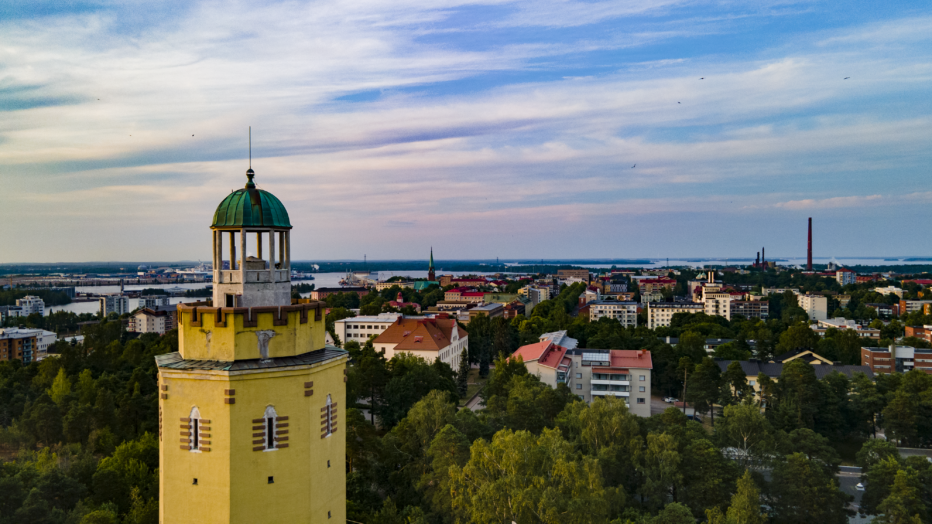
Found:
[0,306,25,323]
[874,286,904,298]
[128,307,176,335]
[334,313,404,345]
[836,270,856,286]
[99,295,131,317]
[589,301,638,327]
[15,296,45,316]
[798,294,828,321]
[137,295,170,310]
[647,302,703,329]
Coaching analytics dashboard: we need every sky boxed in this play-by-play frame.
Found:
[1,0,931,263]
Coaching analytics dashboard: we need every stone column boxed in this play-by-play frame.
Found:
[239,229,246,277]
[286,231,291,270]
[229,231,236,271]
[269,229,276,274]
[256,232,263,260]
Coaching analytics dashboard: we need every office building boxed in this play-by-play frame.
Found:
[836,268,856,286]
[334,313,404,344]
[15,296,45,316]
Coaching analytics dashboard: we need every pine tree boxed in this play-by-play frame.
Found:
[726,470,767,524]
[456,349,469,398]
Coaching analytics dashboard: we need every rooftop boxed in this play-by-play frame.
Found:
[373,318,463,352]
[212,169,291,229]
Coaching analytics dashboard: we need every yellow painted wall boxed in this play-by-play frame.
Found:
[179,309,326,361]
[159,357,347,524]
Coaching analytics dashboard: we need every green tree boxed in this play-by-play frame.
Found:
[687,357,722,424]
[456,349,469,398]
[771,360,821,431]
[638,432,683,511]
[776,323,821,354]
[714,403,775,468]
[722,361,752,404]
[707,469,768,524]
[769,453,849,524]
[871,469,925,524]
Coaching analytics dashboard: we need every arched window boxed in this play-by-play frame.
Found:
[189,406,202,452]
[264,405,277,450]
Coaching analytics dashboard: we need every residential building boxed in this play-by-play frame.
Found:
[899,300,932,315]
[0,306,24,323]
[309,286,369,300]
[568,349,653,416]
[15,296,45,316]
[524,286,552,315]
[438,275,488,288]
[730,300,770,320]
[864,303,895,318]
[99,294,131,317]
[811,318,880,339]
[716,358,874,395]
[836,294,852,308]
[372,317,467,369]
[647,302,703,329]
[444,288,485,303]
[540,330,578,350]
[557,269,590,282]
[874,286,904,298]
[770,348,835,365]
[431,301,472,311]
[375,281,414,291]
[127,306,178,335]
[137,294,170,309]
[861,345,932,374]
[503,299,527,319]
[638,277,676,295]
[0,328,38,363]
[512,337,653,416]
[857,275,881,283]
[589,300,638,327]
[387,292,421,313]
[761,287,800,296]
[466,303,504,323]
[798,293,828,321]
[905,325,932,344]
[640,290,664,303]
[836,268,856,285]
[334,313,404,344]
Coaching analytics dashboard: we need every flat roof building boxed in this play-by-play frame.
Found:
[861,345,932,375]
[589,300,638,327]
[647,302,703,329]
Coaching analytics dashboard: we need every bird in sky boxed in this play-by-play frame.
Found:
[678,102,681,104]
[700,77,704,79]
[632,164,636,168]
[192,134,194,136]
[844,77,850,79]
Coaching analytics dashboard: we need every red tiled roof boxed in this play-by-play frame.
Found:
[592,350,653,370]
[511,340,568,369]
[374,318,462,352]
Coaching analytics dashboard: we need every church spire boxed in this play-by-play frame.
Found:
[428,247,436,282]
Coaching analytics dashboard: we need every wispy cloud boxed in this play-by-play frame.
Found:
[1,1,931,261]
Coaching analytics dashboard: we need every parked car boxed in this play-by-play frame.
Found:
[664,397,674,403]
[856,483,865,491]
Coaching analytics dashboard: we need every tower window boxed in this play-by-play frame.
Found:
[188,406,202,452]
[264,405,277,451]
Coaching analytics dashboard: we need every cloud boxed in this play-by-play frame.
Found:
[1,1,932,261]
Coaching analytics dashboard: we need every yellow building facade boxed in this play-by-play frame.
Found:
[157,167,348,523]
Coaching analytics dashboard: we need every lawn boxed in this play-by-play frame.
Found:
[459,368,489,406]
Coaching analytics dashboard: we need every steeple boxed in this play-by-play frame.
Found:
[428,247,436,282]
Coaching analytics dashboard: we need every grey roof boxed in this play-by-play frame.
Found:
[716,360,874,380]
[155,345,348,372]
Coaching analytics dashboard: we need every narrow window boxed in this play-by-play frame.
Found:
[189,406,201,452]
[264,405,278,450]
[325,394,333,437]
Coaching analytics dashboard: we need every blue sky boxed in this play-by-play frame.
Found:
[1,0,931,262]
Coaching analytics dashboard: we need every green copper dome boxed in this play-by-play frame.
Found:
[212,169,292,229]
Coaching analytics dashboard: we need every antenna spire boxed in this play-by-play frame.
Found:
[245,126,256,189]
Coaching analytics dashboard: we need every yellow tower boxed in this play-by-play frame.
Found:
[157,167,348,524]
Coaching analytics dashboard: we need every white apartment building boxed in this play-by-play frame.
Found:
[812,317,880,340]
[0,306,24,323]
[513,339,653,417]
[798,293,828,321]
[836,269,856,286]
[0,327,56,363]
[647,302,704,329]
[589,301,638,327]
[15,296,45,316]
[874,286,904,298]
[334,313,404,345]
[99,295,131,317]
[137,295,170,310]
[127,306,177,335]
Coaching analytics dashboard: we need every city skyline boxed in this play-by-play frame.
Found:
[2,0,931,262]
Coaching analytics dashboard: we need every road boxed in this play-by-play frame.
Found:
[650,395,695,417]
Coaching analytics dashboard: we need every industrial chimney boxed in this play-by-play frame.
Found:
[807,218,813,271]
